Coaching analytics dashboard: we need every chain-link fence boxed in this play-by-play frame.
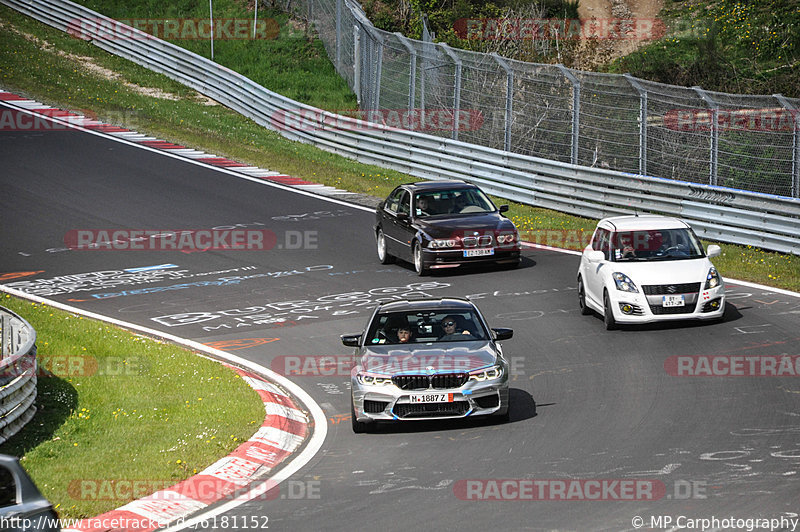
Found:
[292,0,800,199]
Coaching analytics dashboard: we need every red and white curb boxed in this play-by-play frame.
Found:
[0,89,355,197]
[61,368,308,532]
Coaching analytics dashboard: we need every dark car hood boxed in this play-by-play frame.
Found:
[415,213,514,238]
[358,341,499,375]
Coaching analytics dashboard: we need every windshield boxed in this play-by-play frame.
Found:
[414,188,496,217]
[611,229,705,262]
[366,309,489,345]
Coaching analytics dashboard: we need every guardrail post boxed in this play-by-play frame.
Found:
[395,33,416,113]
[438,43,462,140]
[693,87,719,187]
[625,74,648,176]
[353,24,361,106]
[775,94,799,198]
[557,64,580,165]
[335,0,342,70]
[492,53,513,152]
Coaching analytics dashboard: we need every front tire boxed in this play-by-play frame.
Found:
[578,277,592,315]
[413,241,427,276]
[376,229,394,264]
[603,291,617,331]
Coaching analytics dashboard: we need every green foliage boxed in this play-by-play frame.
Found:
[609,0,800,97]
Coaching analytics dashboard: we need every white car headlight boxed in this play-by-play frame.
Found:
[705,266,721,289]
[356,373,393,386]
[612,272,638,293]
[429,239,458,249]
[469,365,503,382]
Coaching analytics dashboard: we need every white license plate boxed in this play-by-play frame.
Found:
[662,295,685,307]
[410,393,454,403]
[464,248,494,258]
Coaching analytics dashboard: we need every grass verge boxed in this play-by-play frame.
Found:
[0,294,265,519]
[0,2,797,292]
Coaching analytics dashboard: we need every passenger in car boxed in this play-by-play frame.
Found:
[396,325,414,344]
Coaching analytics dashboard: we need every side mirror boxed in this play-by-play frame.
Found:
[492,328,513,341]
[341,334,362,347]
[498,205,509,213]
[707,244,721,258]
[396,212,409,222]
[585,250,606,263]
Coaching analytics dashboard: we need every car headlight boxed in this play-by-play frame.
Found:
[428,239,458,249]
[469,365,503,382]
[705,267,721,289]
[356,373,393,386]
[612,272,638,293]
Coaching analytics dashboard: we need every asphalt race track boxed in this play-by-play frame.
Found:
[2,105,800,531]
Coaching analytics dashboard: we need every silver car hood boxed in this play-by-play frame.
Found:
[359,341,498,375]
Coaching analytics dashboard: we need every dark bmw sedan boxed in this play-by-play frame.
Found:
[374,180,521,275]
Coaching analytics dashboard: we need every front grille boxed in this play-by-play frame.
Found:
[393,401,470,418]
[462,235,493,248]
[431,373,469,389]
[392,373,468,390]
[474,394,500,409]
[392,375,431,390]
[642,282,701,295]
[363,400,389,414]
[649,301,698,315]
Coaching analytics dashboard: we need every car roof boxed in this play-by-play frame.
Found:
[376,297,476,313]
[403,180,474,192]
[599,215,690,232]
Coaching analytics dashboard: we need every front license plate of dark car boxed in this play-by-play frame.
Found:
[410,393,454,403]
[464,248,494,257]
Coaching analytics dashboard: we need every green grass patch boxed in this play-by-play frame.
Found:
[0,294,264,519]
[0,2,797,292]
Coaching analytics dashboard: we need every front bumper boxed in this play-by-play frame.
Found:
[351,377,509,423]
[607,284,726,324]
[421,246,521,269]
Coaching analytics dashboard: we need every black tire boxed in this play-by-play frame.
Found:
[413,241,427,276]
[351,399,367,434]
[376,229,394,264]
[603,291,617,331]
[578,277,592,315]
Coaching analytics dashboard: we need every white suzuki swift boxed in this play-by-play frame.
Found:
[577,215,725,329]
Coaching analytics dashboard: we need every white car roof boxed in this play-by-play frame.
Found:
[598,215,690,232]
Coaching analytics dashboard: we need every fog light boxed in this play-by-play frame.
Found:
[620,303,634,315]
[709,300,720,309]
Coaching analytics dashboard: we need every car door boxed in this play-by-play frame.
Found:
[382,188,413,260]
[583,227,610,306]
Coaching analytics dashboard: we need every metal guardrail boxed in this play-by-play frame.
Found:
[2,0,799,254]
[0,307,38,445]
